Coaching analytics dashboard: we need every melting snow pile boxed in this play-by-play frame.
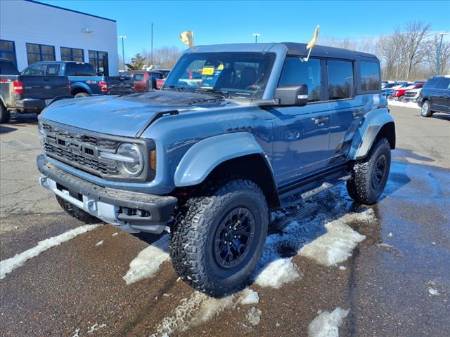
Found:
[300,210,372,266]
[239,288,260,305]
[123,235,170,285]
[0,224,99,280]
[308,307,349,337]
[151,288,260,337]
[246,307,262,326]
[255,258,301,288]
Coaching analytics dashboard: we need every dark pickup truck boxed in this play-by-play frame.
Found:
[0,59,108,123]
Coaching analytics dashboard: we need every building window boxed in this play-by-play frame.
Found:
[278,57,322,101]
[327,60,354,100]
[89,50,109,76]
[60,47,84,62]
[359,61,380,92]
[26,43,55,65]
[0,39,17,66]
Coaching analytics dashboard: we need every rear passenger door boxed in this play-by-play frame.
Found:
[326,59,362,161]
[271,57,332,183]
[434,77,450,112]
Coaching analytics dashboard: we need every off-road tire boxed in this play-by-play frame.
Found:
[56,195,99,224]
[74,92,89,98]
[347,138,391,205]
[170,179,269,296]
[0,104,11,123]
[420,100,432,117]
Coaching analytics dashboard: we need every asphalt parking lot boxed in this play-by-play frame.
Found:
[1,106,449,337]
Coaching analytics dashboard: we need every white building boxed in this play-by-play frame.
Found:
[0,0,118,75]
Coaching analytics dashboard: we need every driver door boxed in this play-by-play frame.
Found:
[270,57,333,185]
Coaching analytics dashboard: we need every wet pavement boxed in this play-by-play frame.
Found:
[1,106,449,337]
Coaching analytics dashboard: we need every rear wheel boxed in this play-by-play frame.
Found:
[74,92,89,98]
[347,138,391,205]
[56,195,99,223]
[170,179,268,296]
[420,100,432,117]
[0,104,11,123]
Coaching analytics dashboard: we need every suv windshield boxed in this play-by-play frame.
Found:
[164,52,275,98]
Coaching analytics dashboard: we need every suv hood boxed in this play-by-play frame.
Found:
[41,91,229,138]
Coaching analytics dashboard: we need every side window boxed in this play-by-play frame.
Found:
[359,61,380,91]
[436,78,450,89]
[22,63,46,76]
[327,60,354,99]
[66,63,95,76]
[45,64,60,76]
[278,57,321,101]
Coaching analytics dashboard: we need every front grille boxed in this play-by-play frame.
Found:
[42,122,120,177]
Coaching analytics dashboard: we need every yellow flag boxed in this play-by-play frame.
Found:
[306,25,320,50]
[180,31,194,48]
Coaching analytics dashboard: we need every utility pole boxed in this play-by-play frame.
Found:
[119,35,127,71]
[252,33,261,44]
[436,32,448,75]
[150,22,154,66]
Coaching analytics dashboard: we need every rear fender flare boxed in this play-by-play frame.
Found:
[70,82,91,95]
[349,108,395,160]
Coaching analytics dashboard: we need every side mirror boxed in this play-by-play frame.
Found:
[274,84,308,106]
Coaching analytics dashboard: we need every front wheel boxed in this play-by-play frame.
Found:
[420,100,432,117]
[347,138,391,205]
[170,179,268,296]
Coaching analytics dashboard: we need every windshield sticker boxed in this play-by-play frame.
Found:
[202,66,215,76]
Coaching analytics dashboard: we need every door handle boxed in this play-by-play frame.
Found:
[311,116,329,125]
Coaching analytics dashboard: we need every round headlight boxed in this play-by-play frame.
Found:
[117,143,144,176]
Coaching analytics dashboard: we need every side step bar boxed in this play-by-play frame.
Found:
[278,164,351,208]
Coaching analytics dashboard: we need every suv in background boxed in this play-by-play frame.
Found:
[37,43,395,296]
[0,60,107,123]
[418,76,450,117]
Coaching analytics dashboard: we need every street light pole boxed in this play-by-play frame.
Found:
[252,33,261,43]
[436,32,448,75]
[119,35,127,71]
[150,22,154,66]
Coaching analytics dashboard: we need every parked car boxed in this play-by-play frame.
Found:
[401,88,422,102]
[392,81,424,100]
[0,60,107,123]
[37,42,395,296]
[418,76,450,117]
[153,69,170,89]
[108,73,135,95]
[133,70,171,92]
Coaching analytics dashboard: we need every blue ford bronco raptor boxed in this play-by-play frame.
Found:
[37,43,395,296]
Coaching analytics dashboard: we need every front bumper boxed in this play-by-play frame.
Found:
[37,154,177,234]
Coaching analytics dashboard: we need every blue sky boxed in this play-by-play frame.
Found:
[41,0,450,61]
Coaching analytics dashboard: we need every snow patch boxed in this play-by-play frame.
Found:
[255,258,301,288]
[308,307,349,337]
[0,225,99,280]
[428,288,440,296]
[123,235,169,285]
[112,232,119,237]
[87,323,106,334]
[189,294,235,327]
[246,307,262,326]
[300,210,371,266]
[388,100,419,109]
[239,289,260,305]
[95,240,104,247]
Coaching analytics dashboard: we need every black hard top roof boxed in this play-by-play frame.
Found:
[282,42,378,61]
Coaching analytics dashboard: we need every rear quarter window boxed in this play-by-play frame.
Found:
[359,61,380,92]
[327,60,354,99]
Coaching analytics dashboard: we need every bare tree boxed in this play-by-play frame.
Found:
[141,47,182,69]
[403,22,431,79]
[425,35,450,75]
